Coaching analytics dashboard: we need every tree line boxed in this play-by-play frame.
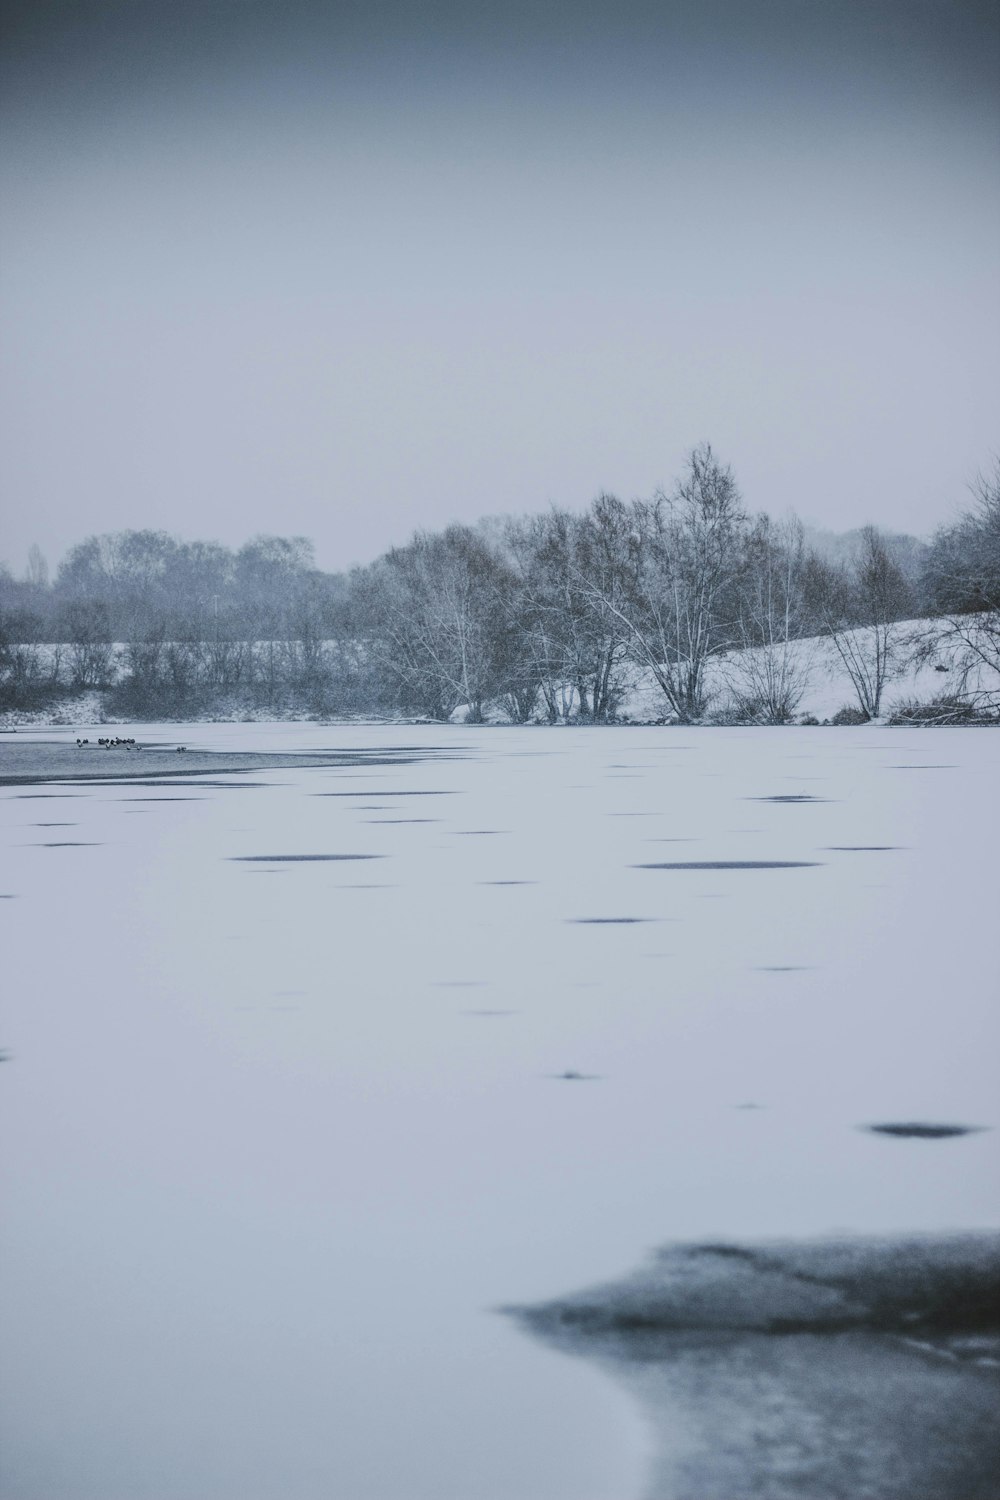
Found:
[2,446,998,722]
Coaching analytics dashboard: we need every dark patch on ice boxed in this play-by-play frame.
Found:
[569,917,655,924]
[0,893,17,899]
[336,883,396,889]
[364,817,440,824]
[735,1102,765,1110]
[643,837,697,842]
[826,845,901,851]
[15,794,83,799]
[754,965,812,972]
[462,1008,517,1017]
[31,822,77,826]
[548,1070,602,1081]
[864,1123,987,1140]
[36,841,101,847]
[317,743,464,755]
[478,880,538,885]
[122,797,207,802]
[750,794,831,803]
[450,829,507,835]
[887,765,957,770]
[230,853,384,862]
[433,980,488,988]
[314,789,459,797]
[103,780,268,790]
[636,860,821,870]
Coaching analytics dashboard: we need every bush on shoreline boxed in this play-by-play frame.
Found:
[886,693,998,727]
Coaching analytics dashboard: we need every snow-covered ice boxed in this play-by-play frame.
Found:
[1,723,997,1499]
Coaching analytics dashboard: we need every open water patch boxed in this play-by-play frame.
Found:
[826,846,902,851]
[863,1123,987,1140]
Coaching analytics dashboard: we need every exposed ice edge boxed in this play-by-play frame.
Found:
[506,1233,1000,1500]
[505,1230,1000,1340]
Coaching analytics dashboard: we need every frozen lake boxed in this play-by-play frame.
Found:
[1,723,998,1499]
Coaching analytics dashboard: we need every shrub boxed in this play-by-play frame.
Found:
[706,695,763,726]
[831,704,870,725]
[887,694,988,726]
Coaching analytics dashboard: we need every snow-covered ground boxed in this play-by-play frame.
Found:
[627,617,999,724]
[1,723,998,1499]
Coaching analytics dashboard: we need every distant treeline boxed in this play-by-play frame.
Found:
[2,446,998,722]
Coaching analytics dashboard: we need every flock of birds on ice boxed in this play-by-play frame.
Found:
[76,737,189,752]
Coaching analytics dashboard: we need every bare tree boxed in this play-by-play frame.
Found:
[356,527,511,720]
[0,609,45,704]
[59,599,115,688]
[503,514,571,722]
[920,461,1000,710]
[820,525,912,719]
[122,620,169,696]
[519,504,635,722]
[722,514,814,722]
[26,545,49,590]
[596,445,747,721]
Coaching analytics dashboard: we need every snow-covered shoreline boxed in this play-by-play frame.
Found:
[3,617,997,730]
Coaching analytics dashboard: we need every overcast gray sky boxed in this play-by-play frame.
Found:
[2,0,998,575]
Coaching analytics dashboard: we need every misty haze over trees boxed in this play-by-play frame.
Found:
[3,448,998,725]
